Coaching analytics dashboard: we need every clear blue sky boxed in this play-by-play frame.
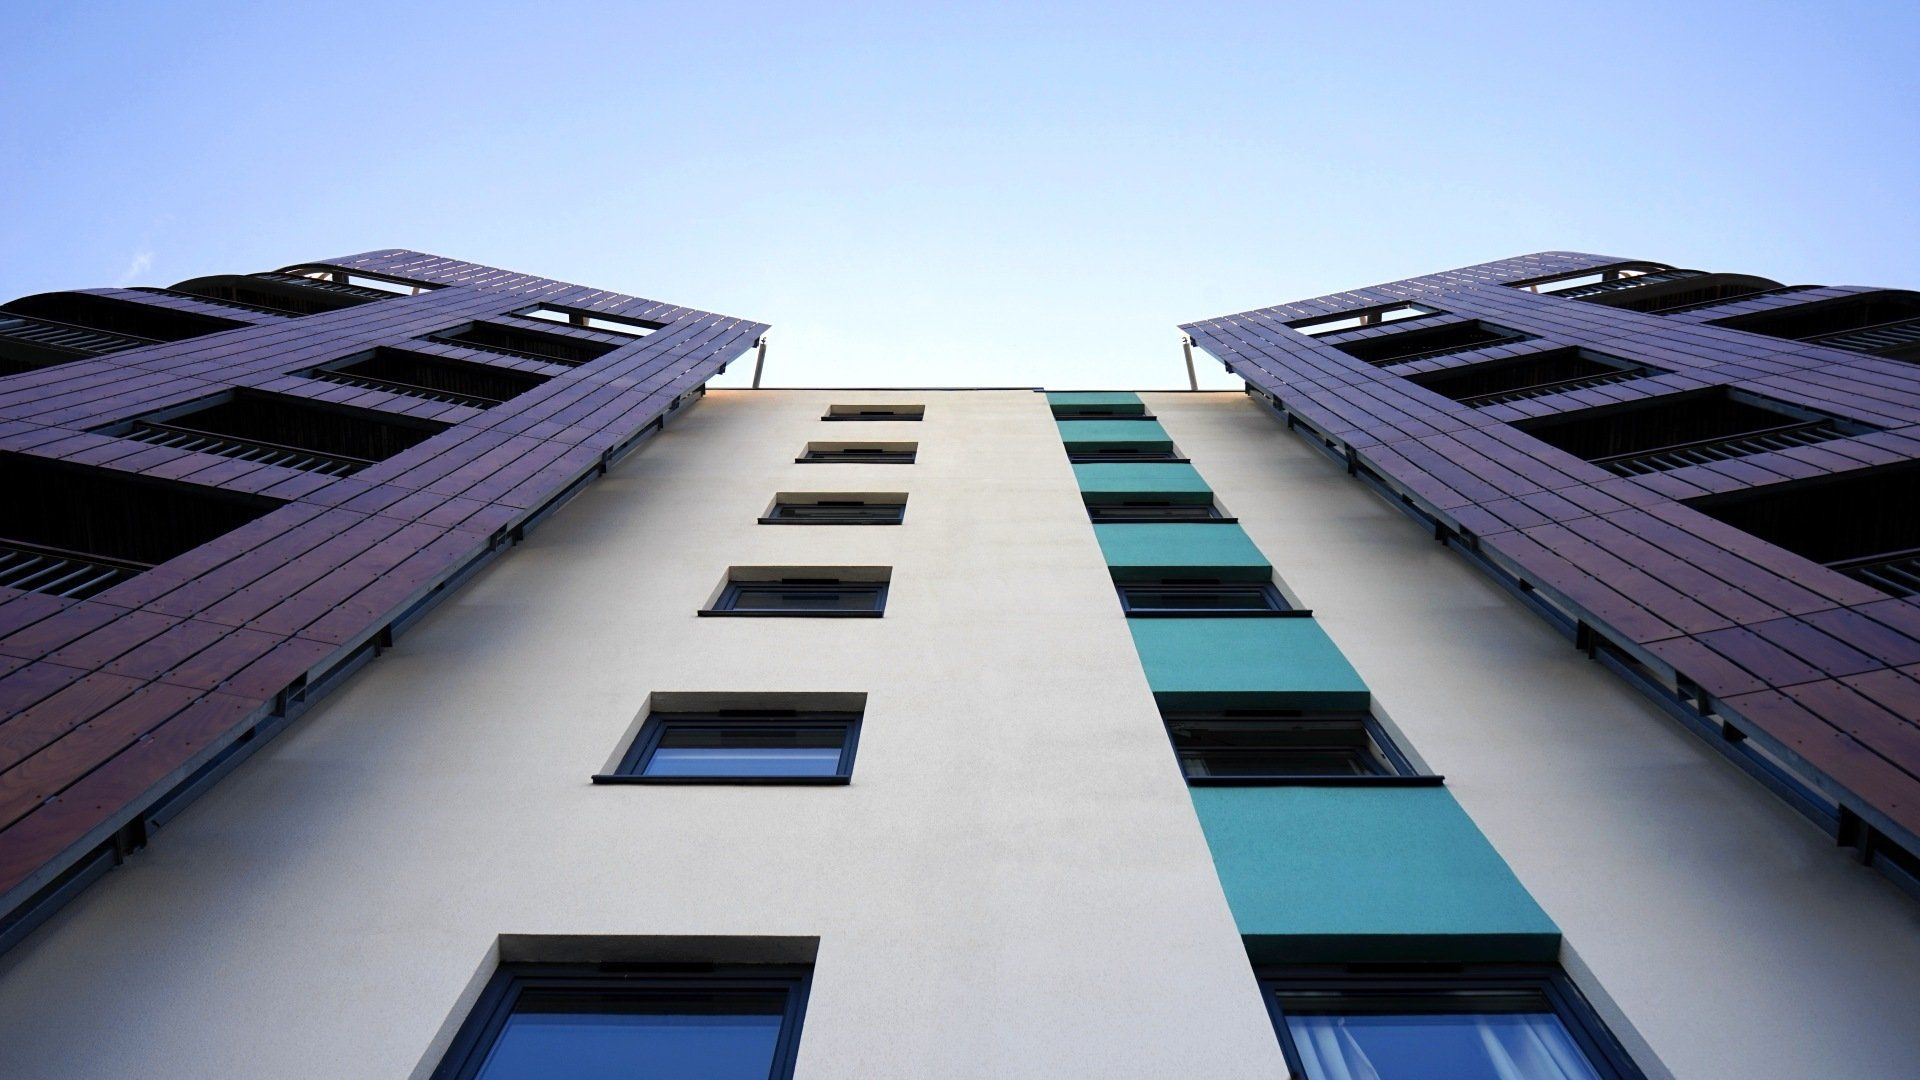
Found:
[3,2,1916,389]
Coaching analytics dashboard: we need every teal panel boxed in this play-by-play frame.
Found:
[1128,617,1368,709]
[1073,462,1212,503]
[1055,419,1173,449]
[1046,391,1146,416]
[1093,523,1270,581]
[1189,786,1559,963]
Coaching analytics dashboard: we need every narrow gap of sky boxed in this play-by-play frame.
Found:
[2,1,1915,389]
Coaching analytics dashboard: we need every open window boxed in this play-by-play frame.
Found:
[1330,321,1535,367]
[106,390,451,476]
[308,347,552,408]
[1685,460,1920,598]
[0,451,282,600]
[1165,710,1425,783]
[1403,348,1662,408]
[0,291,246,374]
[1512,387,1867,477]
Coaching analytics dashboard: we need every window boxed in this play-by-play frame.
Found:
[1086,499,1230,523]
[1066,446,1185,464]
[1685,460,1920,598]
[1165,711,1423,782]
[283,266,440,296]
[599,710,861,783]
[308,347,551,407]
[1505,262,1666,294]
[106,390,451,476]
[796,442,916,464]
[1403,348,1661,408]
[1709,290,1920,359]
[0,451,282,600]
[702,572,888,616]
[513,303,664,337]
[1287,302,1439,337]
[1576,273,1786,315]
[1330,321,1535,367]
[1261,966,1643,1079]
[0,292,246,373]
[161,272,400,316]
[426,321,622,366]
[761,495,906,525]
[1512,387,1867,477]
[432,964,811,1079]
[822,404,924,421]
[1118,579,1291,616]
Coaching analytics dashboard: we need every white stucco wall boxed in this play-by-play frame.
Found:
[1149,390,1920,1080]
[0,390,1286,1079]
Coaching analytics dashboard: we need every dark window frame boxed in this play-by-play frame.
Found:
[1086,500,1234,523]
[821,406,925,422]
[430,962,812,1079]
[701,579,888,617]
[760,500,906,525]
[1259,965,1644,1080]
[795,445,917,464]
[1164,710,1434,786]
[596,711,863,785]
[1066,447,1189,464]
[1116,579,1299,617]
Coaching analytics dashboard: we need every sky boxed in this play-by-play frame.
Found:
[3,1,1917,390]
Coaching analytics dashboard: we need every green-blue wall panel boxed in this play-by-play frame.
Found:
[1073,462,1212,502]
[1055,419,1173,449]
[1094,523,1270,580]
[1190,786,1559,962]
[1046,391,1145,415]
[1128,617,1367,708]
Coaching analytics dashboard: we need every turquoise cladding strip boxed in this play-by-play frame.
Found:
[1046,390,1146,415]
[1094,523,1270,581]
[1128,617,1368,709]
[1073,462,1212,502]
[1055,419,1173,448]
[1189,785,1559,963]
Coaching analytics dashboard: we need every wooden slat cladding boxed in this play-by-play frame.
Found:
[0,250,765,920]
[1182,251,1920,868]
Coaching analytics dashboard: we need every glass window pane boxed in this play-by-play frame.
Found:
[727,585,879,611]
[1286,1011,1602,1080]
[477,990,786,1080]
[645,725,846,777]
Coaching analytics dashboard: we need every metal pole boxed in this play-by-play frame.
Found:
[751,335,768,388]
[1181,334,1199,391]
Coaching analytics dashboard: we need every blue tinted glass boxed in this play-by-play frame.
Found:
[1287,1012,1601,1079]
[477,1010,782,1080]
[645,746,842,777]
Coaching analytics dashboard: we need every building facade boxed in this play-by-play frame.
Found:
[0,252,1917,1078]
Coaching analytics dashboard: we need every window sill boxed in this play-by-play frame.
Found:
[1184,774,1445,787]
[697,609,885,618]
[756,518,903,526]
[592,774,852,785]
[1125,608,1314,619]
[794,458,917,464]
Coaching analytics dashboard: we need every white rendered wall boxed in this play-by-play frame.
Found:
[1150,390,1920,1080]
[0,390,1285,1079]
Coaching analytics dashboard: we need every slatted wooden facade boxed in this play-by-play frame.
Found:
[1183,252,1920,881]
[0,251,765,933]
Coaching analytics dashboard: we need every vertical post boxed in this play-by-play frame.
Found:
[751,334,769,389]
[1181,334,1199,391]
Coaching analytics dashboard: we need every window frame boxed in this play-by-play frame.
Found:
[511,302,665,337]
[1085,500,1233,523]
[795,444,917,464]
[1116,579,1297,617]
[760,499,907,525]
[430,962,812,1079]
[701,578,888,617]
[596,711,863,785]
[1065,447,1189,464]
[821,404,924,422]
[1163,710,1435,785]
[1259,964,1644,1080]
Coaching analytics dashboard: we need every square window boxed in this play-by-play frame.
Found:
[702,574,888,616]
[1165,711,1423,782]
[1118,579,1289,615]
[1261,967,1642,1079]
[601,712,862,783]
[432,963,811,1079]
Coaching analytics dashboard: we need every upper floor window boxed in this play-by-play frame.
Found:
[0,291,246,375]
[1331,321,1535,368]
[602,710,862,783]
[282,265,441,296]
[1261,966,1643,1079]
[1287,302,1440,337]
[1066,446,1185,464]
[1165,711,1424,782]
[1505,262,1667,294]
[702,570,889,616]
[106,389,451,476]
[1086,499,1231,523]
[1708,290,1920,359]
[1513,387,1868,478]
[1402,347,1661,409]
[513,303,664,337]
[307,346,552,408]
[431,963,811,1079]
[796,442,916,464]
[1685,459,1920,599]
[822,404,924,421]
[761,495,906,525]
[1118,579,1291,616]
[426,321,622,367]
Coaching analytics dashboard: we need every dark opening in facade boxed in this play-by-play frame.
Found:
[0,451,282,599]
[1404,348,1661,408]
[1331,321,1534,367]
[162,272,399,316]
[1512,387,1866,477]
[0,291,246,375]
[309,347,551,408]
[426,321,622,367]
[1685,461,1920,598]
[1164,711,1421,782]
[1574,272,1786,315]
[110,390,451,476]
[1709,290,1920,359]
